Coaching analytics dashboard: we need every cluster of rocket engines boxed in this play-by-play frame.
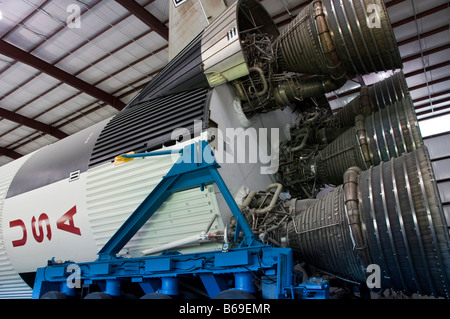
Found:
[0,0,448,298]
[216,0,450,298]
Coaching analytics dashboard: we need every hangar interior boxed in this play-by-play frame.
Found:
[0,0,448,166]
[0,0,449,300]
[0,0,448,223]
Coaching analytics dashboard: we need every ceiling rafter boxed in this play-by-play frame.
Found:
[0,0,102,80]
[0,2,160,124]
[409,75,450,92]
[0,0,51,41]
[402,43,450,63]
[390,3,449,28]
[413,89,450,105]
[0,146,22,160]
[114,0,169,41]
[0,40,126,111]
[385,0,408,7]
[418,110,450,125]
[0,107,68,140]
[2,67,165,154]
[416,95,450,112]
[417,102,450,119]
[397,25,449,47]
[0,34,167,150]
[405,60,450,78]
[1,0,449,165]
[328,56,450,102]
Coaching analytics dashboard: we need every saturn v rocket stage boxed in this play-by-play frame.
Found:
[0,0,448,299]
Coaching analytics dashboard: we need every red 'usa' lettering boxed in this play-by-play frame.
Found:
[56,206,81,236]
[31,213,52,242]
[9,205,81,247]
[9,219,27,247]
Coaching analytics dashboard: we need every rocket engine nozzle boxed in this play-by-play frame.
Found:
[233,0,402,114]
[286,147,450,298]
[274,0,402,78]
[131,0,402,112]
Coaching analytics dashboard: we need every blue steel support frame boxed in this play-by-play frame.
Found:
[97,141,260,261]
[32,140,331,299]
[33,246,296,299]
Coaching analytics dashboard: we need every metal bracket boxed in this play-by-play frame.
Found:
[97,140,261,261]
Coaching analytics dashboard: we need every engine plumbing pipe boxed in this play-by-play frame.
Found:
[342,166,370,267]
[312,0,347,83]
[247,183,283,215]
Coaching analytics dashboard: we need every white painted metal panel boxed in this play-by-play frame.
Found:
[0,154,34,299]
[86,146,224,258]
[2,172,99,275]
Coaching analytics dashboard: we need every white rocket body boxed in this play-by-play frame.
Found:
[0,85,291,298]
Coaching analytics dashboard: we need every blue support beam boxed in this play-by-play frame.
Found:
[199,273,228,298]
[32,141,329,299]
[33,246,299,299]
[97,141,259,261]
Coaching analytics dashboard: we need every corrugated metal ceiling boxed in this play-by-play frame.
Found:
[0,0,448,167]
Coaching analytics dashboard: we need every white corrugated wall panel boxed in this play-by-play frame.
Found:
[0,154,34,299]
[86,153,224,258]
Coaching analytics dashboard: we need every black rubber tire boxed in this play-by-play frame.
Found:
[40,291,67,299]
[140,293,173,299]
[213,289,256,299]
[84,292,112,299]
